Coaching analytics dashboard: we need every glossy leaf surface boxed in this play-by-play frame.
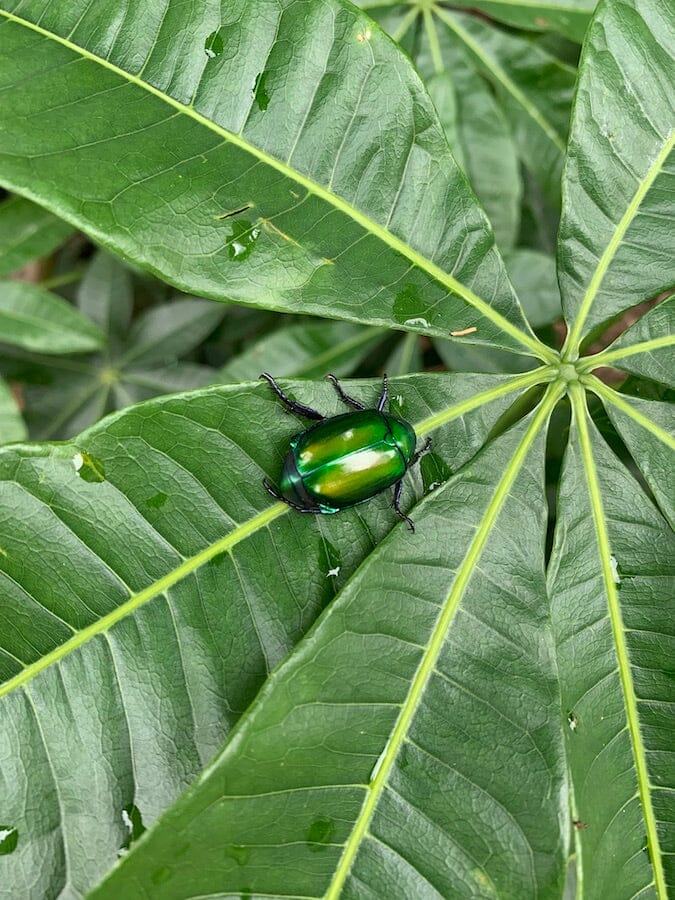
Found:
[93,389,569,899]
[549,388,674,898]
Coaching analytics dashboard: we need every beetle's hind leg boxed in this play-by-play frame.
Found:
[392,480,415,533]
[326,374,366,410]
[260,373,324,420]
[412,436,432,465]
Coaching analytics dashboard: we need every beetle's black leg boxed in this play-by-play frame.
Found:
[377,373,388,412]
[392,479,415,532]
[263,477,323,513]
[260,373,324,420]
[412,436,432,466]
[326,374,366,411]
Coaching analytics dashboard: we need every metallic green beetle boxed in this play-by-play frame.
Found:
[261,372,431,531]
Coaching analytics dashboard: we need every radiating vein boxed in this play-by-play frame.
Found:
[582,376,675,450]
[569,383,667,899]
[0,504,288,700]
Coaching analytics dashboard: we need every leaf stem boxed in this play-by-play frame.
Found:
[568,383,667,899]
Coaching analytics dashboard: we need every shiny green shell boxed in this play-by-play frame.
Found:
[278,409,417,512]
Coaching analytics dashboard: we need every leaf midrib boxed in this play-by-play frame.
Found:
[569,383,667,899]
[325,380,563,898]
[0,8,555,363]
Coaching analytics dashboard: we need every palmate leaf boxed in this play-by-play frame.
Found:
[0,252,222,440]
[0,0,554,361]
[0,0,673,897]
[0,371,545,897]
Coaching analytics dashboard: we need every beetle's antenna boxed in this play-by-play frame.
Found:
[377,373,388,412]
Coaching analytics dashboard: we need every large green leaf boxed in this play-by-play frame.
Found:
[0,370,546,897]
[416,11,522,249]
[92,384,567,899]
[0,194,73,278]
[548,385,673,898]
[559,0,675,356]
[0,1,554,360]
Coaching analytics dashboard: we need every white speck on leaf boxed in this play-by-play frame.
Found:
[72,453,84,472]
[403,317,430,328]
[326,566,340,578]
[121,809,133,831]
[609,555,621,584]
[370,737,392,782]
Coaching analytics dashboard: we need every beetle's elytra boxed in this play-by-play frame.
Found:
[261,373,430,531]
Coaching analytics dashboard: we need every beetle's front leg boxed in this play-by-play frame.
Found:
[260,373,324,420]
[392,480,415,532]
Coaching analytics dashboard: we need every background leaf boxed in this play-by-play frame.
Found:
[0,194,73,278]
[0,375,26,443]
[0,281,104,353]
[219,321,383,383]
